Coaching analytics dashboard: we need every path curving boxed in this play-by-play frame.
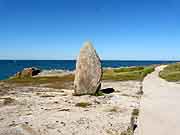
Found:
[137,65,180,135]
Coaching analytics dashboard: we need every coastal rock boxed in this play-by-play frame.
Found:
[15,67,41,78]
[74,41,102,95]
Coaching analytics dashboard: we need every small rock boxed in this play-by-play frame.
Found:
[60,122,66,126]
[0,118,4,121]
[15,67,41,78]
[54,101,59,104]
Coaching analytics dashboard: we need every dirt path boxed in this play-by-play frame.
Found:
[137,65,180,135]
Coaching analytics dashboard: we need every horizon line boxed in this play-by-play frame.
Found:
[0,59,179,61]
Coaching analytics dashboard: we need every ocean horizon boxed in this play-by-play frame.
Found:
[0,60,179,80]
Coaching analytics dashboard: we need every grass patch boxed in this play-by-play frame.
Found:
[75,102,92,108]
[3,74,74,89]
[120,127,133,135]
[132,108,139,116]
[103,66,155,81]
[3,97,15,105]
[3,65,155,89]
[159,63,180,81]
[94,90,104,96]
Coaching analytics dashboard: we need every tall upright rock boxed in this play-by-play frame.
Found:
[74,41,102,95]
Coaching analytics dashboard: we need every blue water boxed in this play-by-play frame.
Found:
[0,60,179,80]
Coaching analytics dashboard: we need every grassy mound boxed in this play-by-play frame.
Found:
[159,63,180,81]
[103,66,155,81]
[3,74,75,89]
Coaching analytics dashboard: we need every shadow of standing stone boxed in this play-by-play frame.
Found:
[100,88,115,94]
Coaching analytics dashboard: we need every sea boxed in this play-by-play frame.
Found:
[0,60,179,80]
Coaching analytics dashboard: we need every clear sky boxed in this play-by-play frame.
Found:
[0,0,180,60]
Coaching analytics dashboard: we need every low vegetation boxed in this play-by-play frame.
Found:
[3,74,74,89]
[159,63,180,81]
[2,97,15,105]
[2,66,155,89]
[75,102,92,108]
[103,66,155,81]
[120,127,133,135]
[94,90,104,96]
[132,108,139,116]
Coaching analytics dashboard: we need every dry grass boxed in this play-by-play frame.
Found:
[120,127,133,135]
[75,102,92,108]
[2,97,15,105]
[4,74,74,89]
[132,108,139,116]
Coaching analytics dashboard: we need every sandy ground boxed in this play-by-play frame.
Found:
[137,65,180,135]
[0,81,141,135]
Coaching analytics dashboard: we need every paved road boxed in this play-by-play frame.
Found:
[137,65,180,135]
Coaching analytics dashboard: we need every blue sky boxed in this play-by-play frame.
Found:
[0,0,180,60]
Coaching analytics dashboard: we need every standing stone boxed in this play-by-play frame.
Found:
[74,41,102,95]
